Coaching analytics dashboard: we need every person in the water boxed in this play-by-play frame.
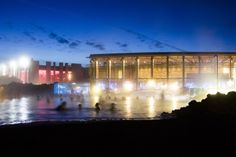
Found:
[95,102,100,112]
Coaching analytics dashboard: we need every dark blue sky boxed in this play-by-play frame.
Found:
[1,0,236,64]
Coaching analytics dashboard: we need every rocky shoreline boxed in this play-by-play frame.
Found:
[0,82,53,99]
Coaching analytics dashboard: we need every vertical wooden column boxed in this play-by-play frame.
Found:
[122,58,125,80]
[230,56,233,79]
[182,56,185,87]
[136,57,139,89]
[166,56,169,83]
[151,56,154,79]
[198,56,201,74]
[95,60,99,80]
[107,59,111,90]
[108,59,111,79]
[216,55,219,89]
[90,60,95,89]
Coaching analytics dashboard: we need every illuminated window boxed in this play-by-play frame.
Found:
[68,71,72,81]
[118,70,122,79]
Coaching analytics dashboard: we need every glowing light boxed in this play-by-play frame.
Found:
[92,85,101,94]
[227,80,234,87]
[125,96,132,108]
[113,88,118,92]
[148,96,155,106]
[9,60,17,68]
[169,82,179,91]
[123,81,133,92]
[160,83,167,89]
[19,56,30,68]
[93,96,99,103]
[219,89,229,94]
[223,68,229,74]
[172,97,177,110]
[125,96,132,117]
[207,88,218,95]
[1,64,6,76]
[147,80,156,89]
[148,96,155,118]
[9,60,17,76]
[68,72,72,81]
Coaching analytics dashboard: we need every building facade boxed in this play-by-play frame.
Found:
[89,52,236,93]
[0,57,88,84]
[29,60,88,84]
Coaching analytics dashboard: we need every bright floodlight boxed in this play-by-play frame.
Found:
[223,68,229,74]
[169,82,179,91]
[68,72,72,81]
[123,81,133,92]
[9,60,17,68]
[227,80,234,87]
[19,56,30,68]
[207,88,217,95]
[148,96,155,106]
[9,60,17,76]
[1,64,6,76]
[147,79,156,89]
[92,85,101,94]
[160,83,167,89]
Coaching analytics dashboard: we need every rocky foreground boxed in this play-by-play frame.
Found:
[163,91,236,119]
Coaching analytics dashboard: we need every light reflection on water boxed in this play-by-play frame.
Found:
[148,97,155,118]
[125,96,132,118]
[0,93,206,125]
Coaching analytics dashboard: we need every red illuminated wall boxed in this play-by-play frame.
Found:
[50,70,60,82]
[38,70,46,83]
[38,69,72,83]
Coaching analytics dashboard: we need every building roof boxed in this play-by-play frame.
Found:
[89,52,236,58]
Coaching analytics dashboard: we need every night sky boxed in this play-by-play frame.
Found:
[1,0,236,65]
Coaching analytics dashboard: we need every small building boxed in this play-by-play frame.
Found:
[29,60,88,84]
[0,57,88,84]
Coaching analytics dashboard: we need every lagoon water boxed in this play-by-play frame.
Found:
[0,91,205,125]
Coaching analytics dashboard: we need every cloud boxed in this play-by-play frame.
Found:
[116,42,128,48]
[76,40,81,43]
[57,37,69,44]
[39,39,44,43]
[23,31,37,41]
[121,28,147,43]
[69,42,79,49]
[48,32,69,44]
[155,41,163,48]
[0,34,7,41]
[94,44,105,50]
[49,33,57,39]
[31,24,47,33]
[120,27,186,51]
[86,41,105,50]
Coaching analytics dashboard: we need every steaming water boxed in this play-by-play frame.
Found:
[0,92,204,125]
